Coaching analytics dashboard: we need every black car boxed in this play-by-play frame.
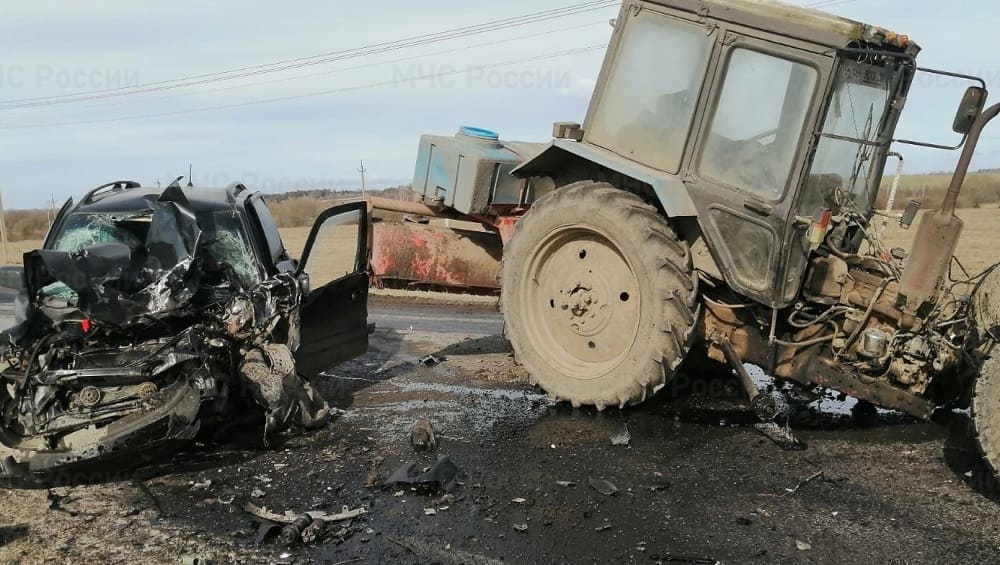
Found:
[0,180,370,486]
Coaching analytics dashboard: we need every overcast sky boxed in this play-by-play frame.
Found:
[1,0,997,209]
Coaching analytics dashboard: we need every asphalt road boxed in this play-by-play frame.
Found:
[2,301,1000,564]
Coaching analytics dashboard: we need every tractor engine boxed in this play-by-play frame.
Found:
[796,251,965,398]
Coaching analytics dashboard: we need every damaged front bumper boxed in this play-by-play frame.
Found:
[0,380,202,487]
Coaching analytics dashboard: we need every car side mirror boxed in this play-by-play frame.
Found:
[954,86,987,134]
[900,200,920,229]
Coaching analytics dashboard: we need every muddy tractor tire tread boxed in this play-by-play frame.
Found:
[972,349,1000,481]
[501,181,698,409]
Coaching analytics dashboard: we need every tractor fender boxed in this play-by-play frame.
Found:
[511,139,698,217]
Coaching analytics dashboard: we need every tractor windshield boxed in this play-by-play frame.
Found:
[800,58,903,216]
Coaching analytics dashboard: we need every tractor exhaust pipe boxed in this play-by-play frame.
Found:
[900,102,1000,312]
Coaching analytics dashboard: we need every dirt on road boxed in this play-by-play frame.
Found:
[2,300,1000,564]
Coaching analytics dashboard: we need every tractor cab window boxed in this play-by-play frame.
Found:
[588,11,712,173]
[799,59,897,217]
[699,49,818,200]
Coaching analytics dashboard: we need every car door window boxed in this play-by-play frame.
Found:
[299,204,367,290]
[251,198,285,264]
[699,48,818,200]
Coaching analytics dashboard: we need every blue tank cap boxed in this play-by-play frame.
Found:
[458,126,500,141]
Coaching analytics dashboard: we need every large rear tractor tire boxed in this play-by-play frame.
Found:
[972,350,1000,481]
[500,181,699,410]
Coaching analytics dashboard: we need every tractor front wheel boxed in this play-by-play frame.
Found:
[500,182,699,410]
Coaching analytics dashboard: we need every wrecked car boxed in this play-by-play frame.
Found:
[0,180,371,486]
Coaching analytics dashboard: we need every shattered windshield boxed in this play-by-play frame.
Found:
[800,59,899,216]
[197,211,261,288]
[52,210,260,288]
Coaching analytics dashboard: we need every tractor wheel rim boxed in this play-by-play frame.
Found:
[520,225,641,381]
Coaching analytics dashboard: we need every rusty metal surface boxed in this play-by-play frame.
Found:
[371,220,502,290]
[900,102,1000,312]
[367,196,442,218]
[775,346,933,419]
[899,210,965,312]
[700,301,770,368]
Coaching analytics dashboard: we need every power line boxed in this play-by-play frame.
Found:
[0,0,617,110]
[0,0,860,127]
[805,0,860,9]
[14,19,610,116]
[0,45,607,130]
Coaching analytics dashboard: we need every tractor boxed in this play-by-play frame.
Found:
[371,0,1000,475]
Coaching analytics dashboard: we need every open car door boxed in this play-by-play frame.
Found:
[295,201,370,378]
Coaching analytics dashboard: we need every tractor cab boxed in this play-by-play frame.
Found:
[519,0,979,308]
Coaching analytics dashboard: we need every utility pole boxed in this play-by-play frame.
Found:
[47,194,56,230]
[358,160,367,199]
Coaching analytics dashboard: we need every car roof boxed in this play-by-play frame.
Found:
[71,184,252,215]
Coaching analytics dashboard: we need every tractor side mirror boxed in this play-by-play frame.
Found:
[900,200,921,229]
[953,86,987,134]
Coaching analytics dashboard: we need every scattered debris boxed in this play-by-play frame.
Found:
[301,519,325,544]
[385,455,458,492]
[45,489,79,517]
[594,523,613,532]
[433,493,457,506]
[419,355,444,366]
[424,508,437,516]
[646,480,672,492]
[410,419,438,451]
[784,471,824,496]
[255,523,283,546]
[190,480,213,491]
[555,481,575,488]
[796,540,812,551]
[589,478,619,496]
[133,480,163,516]
[180,556,214,565]
[513,524,528,532]
[388,537,417,554]
[280,515,316,545]
[244,502,364,546]
[243,502,366,525]
[511,497,526,504]
[610,425,631,446]
[755,422,806,451]
[250,487,267,499]
[365,457,384,488]
[648,554,720,564]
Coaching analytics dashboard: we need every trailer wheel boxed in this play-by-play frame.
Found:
[501,181,698,409]
[973,349,1000,481]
